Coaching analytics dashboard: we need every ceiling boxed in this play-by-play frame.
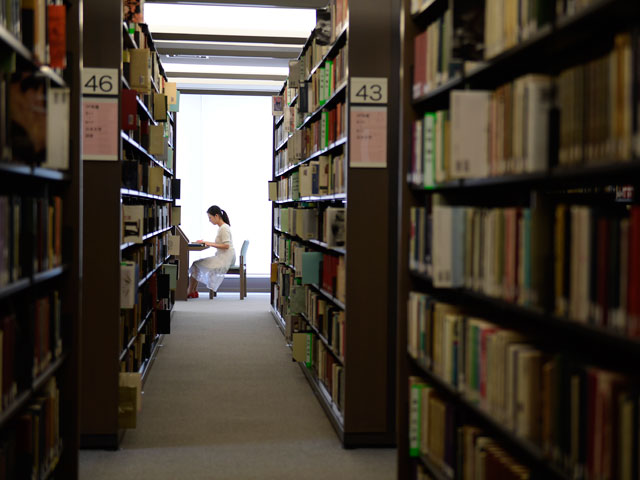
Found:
[144,0,327,95]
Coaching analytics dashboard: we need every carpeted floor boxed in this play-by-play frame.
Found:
[79,293,396,480]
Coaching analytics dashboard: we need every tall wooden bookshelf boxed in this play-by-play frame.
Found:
[270,0,399,447]
[81,2,179,449]
[397,0,640,478]
[0,0,83,477]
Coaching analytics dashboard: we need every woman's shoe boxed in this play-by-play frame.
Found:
[187,291,199,299]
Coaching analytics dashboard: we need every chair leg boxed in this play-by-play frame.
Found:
[239,265,245,300]
[243,267,247,298]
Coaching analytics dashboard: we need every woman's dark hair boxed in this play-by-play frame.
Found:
[207,205,230,226]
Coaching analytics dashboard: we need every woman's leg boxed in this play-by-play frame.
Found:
[188,275,198,295]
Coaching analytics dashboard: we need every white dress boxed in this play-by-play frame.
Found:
[189,223,236,292]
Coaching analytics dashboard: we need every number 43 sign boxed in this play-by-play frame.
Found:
[350,77,388,105]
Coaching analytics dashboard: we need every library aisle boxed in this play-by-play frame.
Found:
[79,294,396,479]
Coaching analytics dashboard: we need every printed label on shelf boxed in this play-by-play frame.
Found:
[350,106,387,168]
[82,97,119,161]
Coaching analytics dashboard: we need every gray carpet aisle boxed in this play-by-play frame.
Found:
[79,294,396,480]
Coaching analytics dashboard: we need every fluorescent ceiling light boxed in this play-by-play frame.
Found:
[171,77,283,86]
[176,82,281,92]
[163,63,289,75]
[144,4,316,38]
[155,40,303,49]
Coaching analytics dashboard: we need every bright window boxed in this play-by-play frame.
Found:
[176,94,273,275]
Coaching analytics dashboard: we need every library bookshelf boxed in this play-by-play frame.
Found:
[269,0,399,448]
[80,3,180,449]
[0,0,83,477]
[397,0,640,479]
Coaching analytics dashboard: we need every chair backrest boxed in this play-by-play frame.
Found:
[239,240,249,264]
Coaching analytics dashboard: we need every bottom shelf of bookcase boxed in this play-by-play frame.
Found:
[141,334,164,387]
[270,305,286,335]
[298,362,345,442]
[298,363,395,448]
[408,355,567,480]
[416,452,454,480]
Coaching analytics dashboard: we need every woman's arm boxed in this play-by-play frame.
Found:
[195,240,230,250]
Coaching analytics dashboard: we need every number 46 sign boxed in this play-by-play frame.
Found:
[82,68,119,96]
[350,77,388,105]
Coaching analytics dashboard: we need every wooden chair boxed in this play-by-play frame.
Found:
[209,240,249,300]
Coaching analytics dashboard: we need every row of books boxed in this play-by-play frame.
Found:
[416,201,640,336]
[119,265,175,373]
[410,76,552,185]
[556,0,608,18]
[284,102,346,164]
[120,235,170,298]
[304,49,347,113]
[306,286,345,360]
[122,88,176,168]
[274,121,288,149]
[0,194,63,287]
[2,71,70,169]
[284,44,346,134]
[484,0,553,60]
[122,203,172,244]
[412,8,455,99]
[554,204,640,335]
[304,252,345,303]
[121,158,180,198]
[1,377,62,480]
[410,34,640,184]
[2,0,67,68]
[274,154,346,200]
[557,31,636,166]
[408,293,640,479]
[272,264,294,320]
[313,338,345,413]
[327,0,348,42]
[274,206,346,247]
[120,319,155,374]
[126,22,163,93]
[122,88,173,129]
[276,237,346,299]
[1,290,63,410]
[425,203,548,308]
[410,378,532,479]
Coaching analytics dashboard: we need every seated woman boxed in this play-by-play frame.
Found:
[187,205,236,298]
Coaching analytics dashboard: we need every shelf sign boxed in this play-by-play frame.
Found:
[82,68,119,96]
[350,77,388,105]
[82,97,119,161]
[350,106,387,169]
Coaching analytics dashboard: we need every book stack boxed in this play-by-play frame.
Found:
[400,0,640,478]
[271,0,394,447]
